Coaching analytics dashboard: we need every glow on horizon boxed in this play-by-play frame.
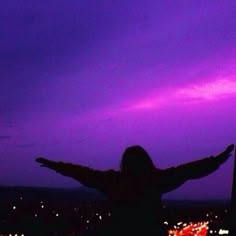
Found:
[68,78,236,126]
[27,77,236,131]
[127,78,236,112]
[176,79,236,100]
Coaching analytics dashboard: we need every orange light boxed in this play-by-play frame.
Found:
[168,222,208,236]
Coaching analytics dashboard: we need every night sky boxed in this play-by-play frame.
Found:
[1,1,236,199]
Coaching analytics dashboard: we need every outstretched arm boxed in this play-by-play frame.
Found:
[161,144,234,193]
[35,157,115,191]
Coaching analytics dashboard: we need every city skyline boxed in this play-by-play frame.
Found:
[1,1,236,199]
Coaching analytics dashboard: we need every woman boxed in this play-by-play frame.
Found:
[36,144,234,235]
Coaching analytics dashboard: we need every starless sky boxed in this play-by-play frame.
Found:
[1,0,236,199]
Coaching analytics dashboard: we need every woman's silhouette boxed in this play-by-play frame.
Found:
[36,144,234,235]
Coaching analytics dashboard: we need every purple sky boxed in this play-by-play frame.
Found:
[1,0,236,199]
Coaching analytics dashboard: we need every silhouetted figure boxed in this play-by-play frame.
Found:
[36,144,234,235]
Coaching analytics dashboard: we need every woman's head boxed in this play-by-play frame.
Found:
[120,145,155,175]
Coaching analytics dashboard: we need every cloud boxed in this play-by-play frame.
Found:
[113,78,236,114]
[103,118,113,122]
[16,143,35,148]
[77,138,88,144]
[176,79,236,100]
[0,135,12,140]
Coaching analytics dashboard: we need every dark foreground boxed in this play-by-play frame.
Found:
[0,186,230,235]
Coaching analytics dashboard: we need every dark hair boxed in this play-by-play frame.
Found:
[120,145,155,175]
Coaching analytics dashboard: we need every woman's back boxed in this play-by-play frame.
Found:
[102,170,166,235]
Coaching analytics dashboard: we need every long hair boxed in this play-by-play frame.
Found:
[120,145,155,176]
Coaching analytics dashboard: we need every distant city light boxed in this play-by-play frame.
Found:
[169,221,208,236]
[1,193,230,236]
[219,229,229,235]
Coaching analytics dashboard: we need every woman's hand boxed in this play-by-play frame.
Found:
[35,157,56,168]
[215,144,234,164]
